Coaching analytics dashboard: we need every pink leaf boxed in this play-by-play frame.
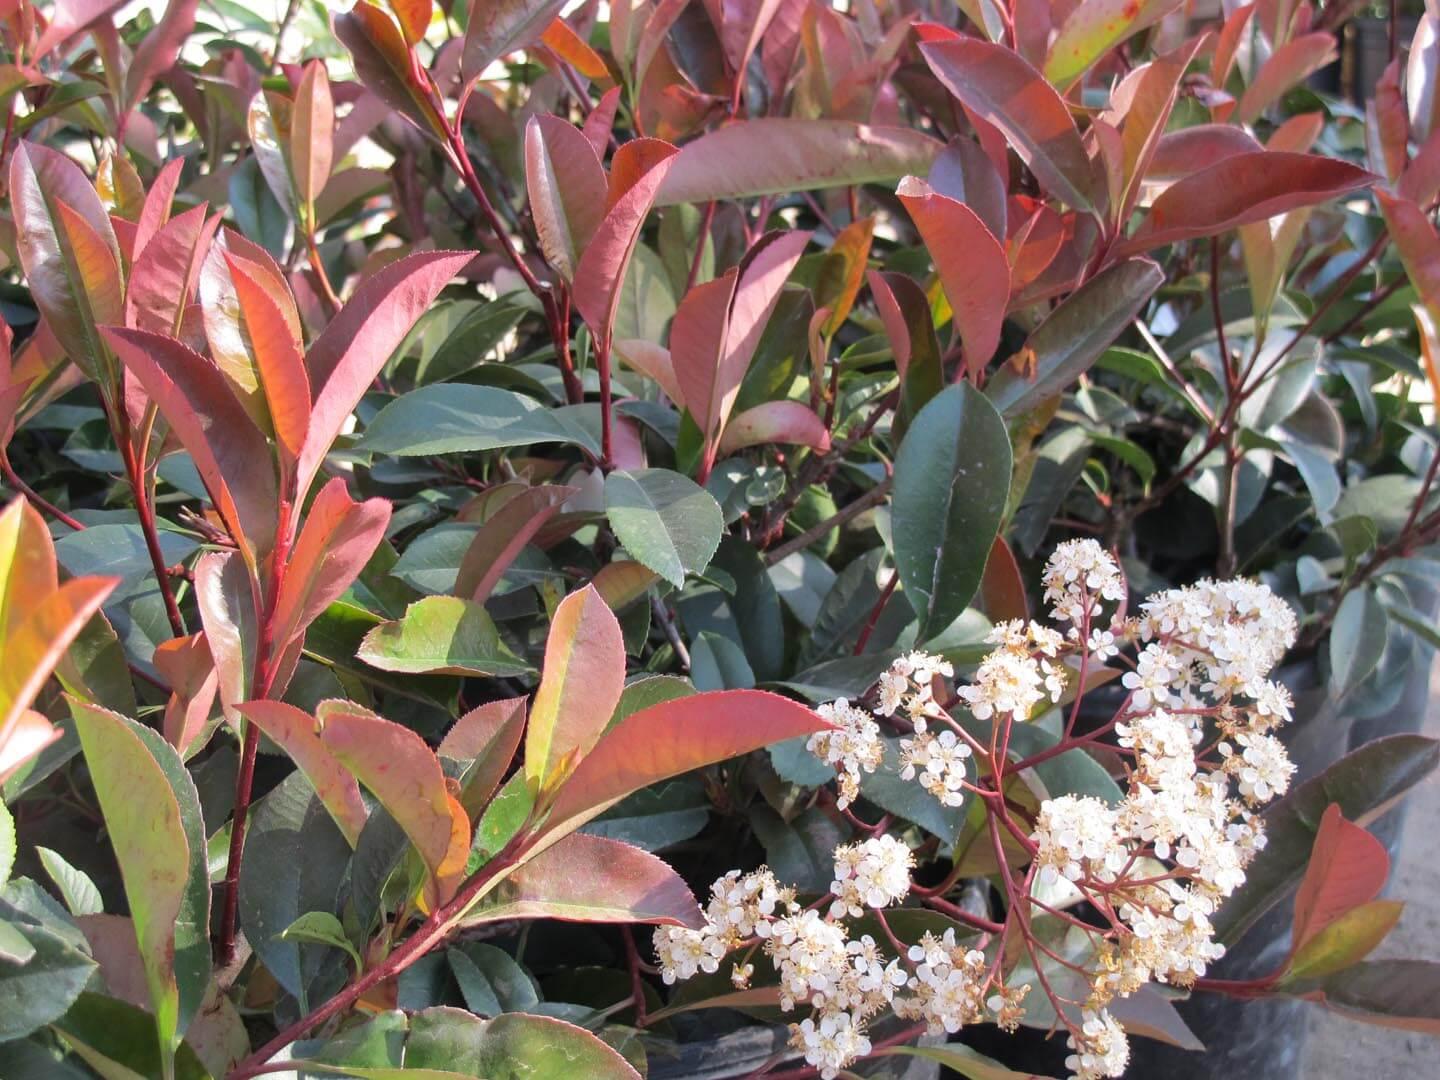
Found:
[122,0,197,116]
[152,632,219,756]
[718,400,831,455]
[440,697,527,819]
[461,833,703,929]
[525,115,608,282]
[614,339,684,405]
[33,0,128,59]
[455,484,578,604]
[670,270,739,440]
[1236,32,1337,125]
[193,551,258,721]
[1292,804,1390,953]
[1145,125,1263,184]
[133,158,186,260]
[126,205,218,337]
[241,701,369,847]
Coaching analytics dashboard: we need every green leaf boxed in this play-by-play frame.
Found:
[1301,959,1440,1035]
[35,848,101,917]
[358,385,600,457]
[0,879,96,1040]
[51,993,211,1080]
[891,383,1012,641]
[282,911,363,972]
[860,737,967,842]
[70,703,190,1065]
[1284,899,1404,983]
[986,258,1164,418]
[0,801,12,888]
[1330,588,1388,696]
[605,469,723,588]
[690,632,756,691]
[448,944,539,1015]
[581,778,710,852]
[404,1005,641,1079]
[1214,735,1440,945]
[357,596,534,677]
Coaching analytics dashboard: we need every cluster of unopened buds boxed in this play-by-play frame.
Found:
[656,540,1299,1079]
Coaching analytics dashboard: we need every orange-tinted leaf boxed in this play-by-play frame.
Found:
[10,143,125,382]
[896,176,1009,377]
[224,251,311,462]
[269,477,391,654]
[462,0,568,81]
[718,401,831,455]
[1119,152,1372,255]
[1292,803,1390,954]
[455,484,578,604]
[319,702,470,905]
[671,270,739,441]
[0,709,63,784]
[102,327,279,557]
[386,0,431,45]
[461,833,702,929]
[193,551,258,720]
[820,217,874,336]
[1236,32,1337,124]
[538,689,832,845]
[540,16,609,80]
[920,37,1098,212]
[1378,190,1440,323]
[1286,899,1403,982]
[440,697,527,819]
[152,632,218,756]
[525,585,626,795]
[334,4,448,141]
[1211,2,1253,93]
[127,205,217,337]
[241,701,368,847]
[525,115,608,282]
[299,250,475,496]
[614,339,683,405]
[590,560,659,610]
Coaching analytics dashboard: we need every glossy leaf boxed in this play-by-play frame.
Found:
[653,119,942,204]
[1291,803,1391,954]
[1236,33,1337,124]
[193,550,258,718]
[525,584,626,795]
[920,37,1098,212]
[320,702,470,907]
[717,401,831,455]
[462,0,569,80]
[605,468,724,587]
[1119,152,1373,255]
[455,484,577,604]
[1329,588,1389,695]
[293,59,335,223]
[896,175,1009,376]
[335,4,447,140]
[460,832,703,928]
[535,690,833,849]
[892,383,1012,641]
[525,115,607,282]
[987,257,1163,417]
[1285,899,1403,982]
[440,697,527,819]
[1215,735,1440,944]
[358,384,601,457]
[358,596,533,677]
[1044,0,1184,91]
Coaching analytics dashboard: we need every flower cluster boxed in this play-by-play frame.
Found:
[663,541,1301,1080]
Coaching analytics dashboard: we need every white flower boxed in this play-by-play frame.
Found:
[808,699,884,809]
[958,648,1047,720]
[1066,1009,1130,1079]
[899,729,971,806]
[1032,795,1127,885]
[1121,643,1182,710]
[653,925,728,984]
[790,1010,872,1079]
[1219,732,1294,804]
[830,836,913,916]
[706,868,790,941]
[767,909,851,1009]
[894,930,988,1034]
[1043,539,1126,623]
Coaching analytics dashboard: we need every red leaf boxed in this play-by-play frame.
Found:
[241,701,369,847]
[33,0,128,59]
[127,205,217,337]
[1409,10,1440,143]
[386,0,431,45]
[927,137,1008,242]
[1107,39,1204,225]
[896,176,1009,377]
[718,401,831,455]
[525,585,627,794]
[614,339,683,405]
[102,327,279,557]
[224,250,312,463]
[1145,124,1263,183]
[1367,61,1409,185]
[1400,127,1440,206]
[538,689,833,845]
[920,37,1099,212]
[654,120,941,206]
[269,477,391,655]
[455,484,578,604]
[980,535,1029,623]
[133,157,185,260]
[671,269,740,441]
[292,59,335,220]
[573,142,679,342]
[122,0,197,116]
[1119,152,1373,255]
[1236,32,1337,124]
[525,115,608,282]
[320,702,470,906]
[1378,190,1440,322]
[1292,803,1390,953]
[299,250,475,496]
[439,696,527,819]
[582,85,622,158]
[461,833,703,929]
[192,551,258,720]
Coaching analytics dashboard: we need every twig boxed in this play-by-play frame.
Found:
[1,454,83,531]
[764,478,892,566]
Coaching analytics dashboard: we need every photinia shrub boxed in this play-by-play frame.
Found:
[1,0,1440,1078]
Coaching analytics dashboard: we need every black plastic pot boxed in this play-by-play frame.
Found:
[646,1021,945,1080]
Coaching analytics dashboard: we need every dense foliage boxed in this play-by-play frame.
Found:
[2,0,1440,1078]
